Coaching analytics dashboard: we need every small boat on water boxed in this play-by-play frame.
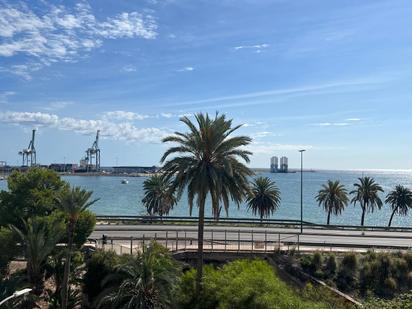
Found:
[121,179,129,184]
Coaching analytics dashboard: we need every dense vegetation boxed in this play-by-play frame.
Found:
[0,168,97,308]
[175,259,351,309]
[299,251,412,299]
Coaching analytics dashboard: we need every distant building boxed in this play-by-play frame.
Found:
[271,156,288,173]
[270,156,278,173]
[280,156,288,173]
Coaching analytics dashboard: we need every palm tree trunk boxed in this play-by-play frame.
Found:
[388,207,398,227]
[61,224,74,309]
[327,210,331,225]
[361,206,366,227]
[195,194,206,300]
[29,264,44,296]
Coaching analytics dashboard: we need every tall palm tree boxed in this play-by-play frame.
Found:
[315,180,349,225]
[142,174,177,217]
[11,218,63,295]
[247,177,281,221]
[350,177,384,226]
[96,242,180,309]
[57,187,98,309]
[161,113,253,297]
[385,185,412,227]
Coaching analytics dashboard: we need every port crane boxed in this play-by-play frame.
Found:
[18,129,37,167]
[84,130,101,172]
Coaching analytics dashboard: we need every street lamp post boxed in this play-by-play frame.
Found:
[299,150,306,234]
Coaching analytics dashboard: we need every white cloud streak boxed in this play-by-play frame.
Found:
[246,141,313,155]
[177,66,194,72]
[162,76,388,109]
[102,110,149,121]
[0,111,167,143]
[315,122,351,127]
[234,43,269,51]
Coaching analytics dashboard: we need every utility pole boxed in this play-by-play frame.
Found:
[299,149,306,234]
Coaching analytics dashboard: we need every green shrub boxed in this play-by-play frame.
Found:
[301,255,313,273]
[365,292,412,308]
[73,210,96,247]
[336,254,358,292]
[383,277,397,298]
[175,259,331,309]
[312,252,322,273]
[0,168,67,228]
[324,255,337,277]
[407,272,412,289]
[83,250,119,304]
[0,228,18,276]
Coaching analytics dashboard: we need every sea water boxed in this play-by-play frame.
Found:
[1,170,411,227]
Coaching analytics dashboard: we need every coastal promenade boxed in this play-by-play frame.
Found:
[90,222,412,254]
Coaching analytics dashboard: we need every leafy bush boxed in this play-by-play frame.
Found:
[336,253,358,292]
[407,272,412,289]
[0,168,67,228]
[0,228,18,276]
[73,210,96,247]
[301,253,323,276]
[324,255,337,277]
[312,252,322,273]
[83,250,119,304]
[383,277,397,298]
[175,259,333,309]
[301,255,313,273]
[96,242,180,309]
[365,292,412,308]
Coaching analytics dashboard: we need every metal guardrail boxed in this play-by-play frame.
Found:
[90,228,412,256]
[95,215,412,232]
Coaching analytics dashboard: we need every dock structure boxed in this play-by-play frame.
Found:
[18,129,36,167]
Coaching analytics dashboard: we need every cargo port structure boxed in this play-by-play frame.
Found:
[81,130,101,172]
[18,129,37,167]
[270,156,288,173]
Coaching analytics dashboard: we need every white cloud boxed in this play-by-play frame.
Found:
[102,111,149,121]
[0,63,43,80]
[177,66,194,72]
[346,118,361,121]
[251,131,283,139]
[160,112,173,118]
[42,101,73,111]
[246,141,313,155]
[0,91,15,104]
[163,76,387,109]
[0,1,157,78]
[0,111,167,143]
[234,43,269,52]
[315,122,350,127]
[121,64,137,72]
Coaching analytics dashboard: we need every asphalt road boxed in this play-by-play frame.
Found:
[91,224,412,249]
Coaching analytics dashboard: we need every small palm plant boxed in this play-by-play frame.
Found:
[11,218,64,295]
[161,113,253,297]
[350,177,384,226]
[315,180,349,225]
[142,174,177,217]
[56,187,98,309]
[385,185,412,227]
[247,177,281,221]
[96,242,180,309]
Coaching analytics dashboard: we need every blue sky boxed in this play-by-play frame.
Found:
[1,0,412,170]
